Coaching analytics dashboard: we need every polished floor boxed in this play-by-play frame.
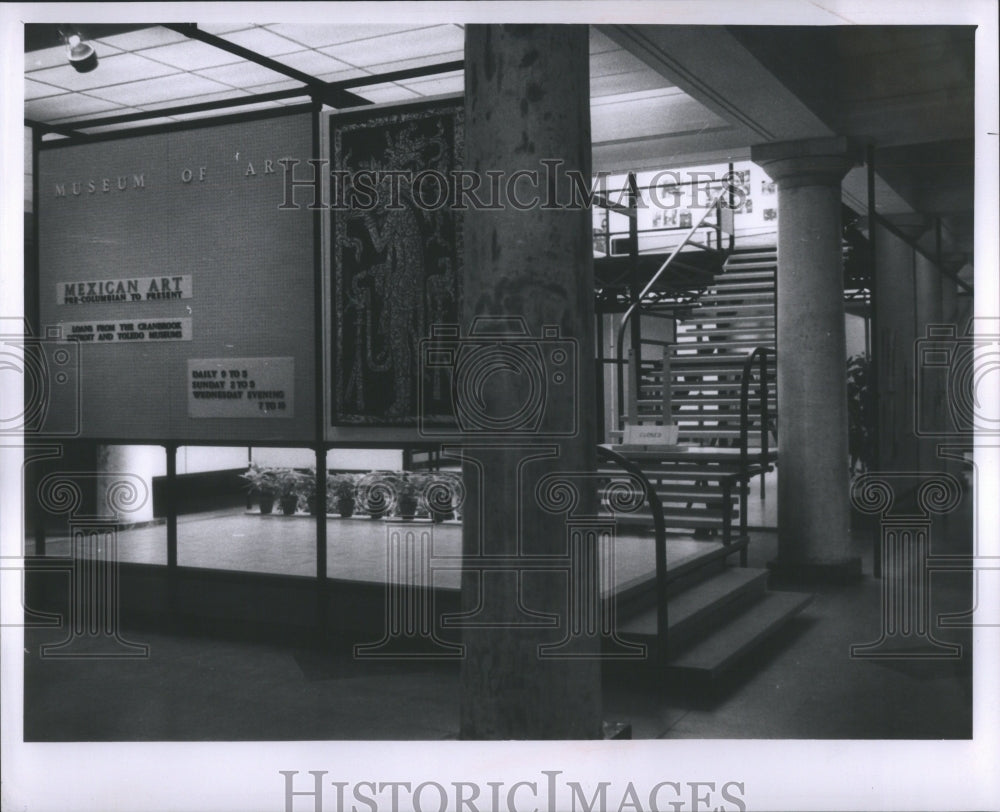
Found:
[21,476,974,741]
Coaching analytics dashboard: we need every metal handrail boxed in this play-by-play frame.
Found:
[738,346,775,470]
[613,188,733,430]
[596,445,668,663]
[738,346,776,544]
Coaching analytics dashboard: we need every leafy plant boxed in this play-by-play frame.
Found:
[240,463,279,497]
[274,469,303,499]
[327,473,358,501]
[847,353,876,473]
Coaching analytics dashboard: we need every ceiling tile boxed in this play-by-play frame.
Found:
[272,49,355,75]
[83,116,179,134]
[26,45,75,72]
[26,38,123,73]
[95,26,189,51]
[196,61,291,87]
[321,26,464,67]
[218,27,304,57]
[141,89,250,111]
[171,100,286,121]
[243,79,304,94]
[198,23,257,36]
[87,73,234,106]
[357,83,421,104]
[400,71,463,97]
[25,93,124,121]
[25,78,66,100]
[362,50,465,76]
[314,67,371,83]
[139,39,243,71]
[264,23,416,49]
[28,53,179,92]
[48,106,142,123]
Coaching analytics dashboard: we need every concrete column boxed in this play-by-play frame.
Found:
[96,444,158,523]
[460,25,601,738]
[751,136,862,581]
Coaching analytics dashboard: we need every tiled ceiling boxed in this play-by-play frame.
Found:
[24,24,678,138]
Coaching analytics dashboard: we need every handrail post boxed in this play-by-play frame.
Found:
[595,447,668,666]
[759,350,769,500]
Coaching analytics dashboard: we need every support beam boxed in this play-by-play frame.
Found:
[460,24,601,739]
[163,24,369,109]
[752,136,863,583]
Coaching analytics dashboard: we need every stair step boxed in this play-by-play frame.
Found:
[671,351,760,362]
[690,302,776,314]
[607,512,735,529]
[682,313,775,324]
[709,280,776,293]
[677,327,775,339]
[666,590,813,679]
[670,392,777,406]
[698,291,775,302]
[721,260,777,272]
[618,567,769,644]
[717,268,776,280]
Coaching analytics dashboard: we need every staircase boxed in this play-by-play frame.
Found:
[596,243,812,685]
[611,245,779,542]
[609,539,812,682]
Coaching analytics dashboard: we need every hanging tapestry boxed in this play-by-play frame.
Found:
[330,99,463,426]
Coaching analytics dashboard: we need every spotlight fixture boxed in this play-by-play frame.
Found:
[65,32,98,73]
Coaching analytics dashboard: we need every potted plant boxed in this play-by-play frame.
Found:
[300,466,319,514]
[240,463,279,514]
[327,473,358,518]
[847,353,875,474]
[424,470,462,522]
[357,471,398,520]
[395,472,422,520]
[276,468,302,516]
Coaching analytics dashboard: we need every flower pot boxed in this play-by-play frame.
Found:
[397,495,418,520]
[336,497,355,518]
[258,495,275,515]
[280,494,298,515]
[430,508,453,523]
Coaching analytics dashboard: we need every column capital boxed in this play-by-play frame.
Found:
[751,135,863,189]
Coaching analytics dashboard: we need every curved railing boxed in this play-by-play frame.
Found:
[596,445,669,662]
[614,187,734,431]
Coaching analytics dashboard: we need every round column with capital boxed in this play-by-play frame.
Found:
[751,136,863,581]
